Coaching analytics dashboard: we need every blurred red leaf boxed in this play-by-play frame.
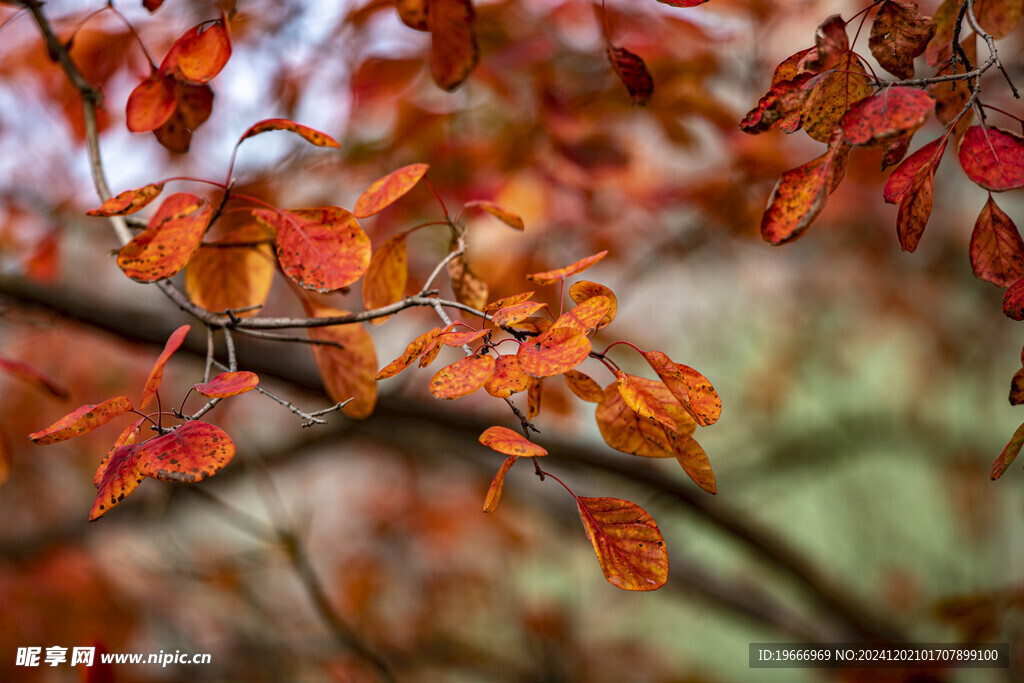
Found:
[137,420,235,482]
[1003,277,1024,320]
[970,195,1024,286]
[0,355,69,399]
[975,0,1023,39]
[958,126,1024,192]
[526,251,608,285]
[657,0,709,5]
[517,328,592,378]
[398,0,429,30]
[479,425,548,457]
[140,324,190,410]
[839,87,934,146]
[362,233,408,323]
[926,0,960,66]
[429,355,496,399]
[464,199,525,230]
[427,0,479,91]
[884,136,947,203]
[28,396,134,445]
[144,0,165,11]
[607,45,653,106]
[991,421,1024,479]
[1010,368,1024,405]
[447,253,489,311]
[483,454,517,513]
[353,164,429,218]
[117,193,212,283]
[576,496,668,591]
[160,16,231,84]
[869,1,936,79]
[238,118,340,148]
[192,371,259,398]
[563,369,605,403]
[86,183,165,217]
[376,327,443,380]
[484,354,533,397]
[302,300,379,419]
[254,207,371,292]
[527,378,542,418]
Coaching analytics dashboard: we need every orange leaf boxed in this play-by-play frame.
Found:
[353,164,429,218]
[160,16,231,84]
[427,0,479,91]
[667,431,716,494]
[491,301,546,328]
[464,200,525,230]
[839,87,934,146]
[958,125,1024,192]
[254,207,371,292]
[552,296,611,336]
[1011,367,1024,405]
[616,371,678,433]
[483,455,518,513]
[137,420,235,482]
[440,327,489,347]
[28,396,134,445]
[800,53,872,143]
[569,281,617,329]
[479,425,548,457]
[447,252,489,310]
[140,324,190,410]
[517,327,592,378]
[992,421,1024,480]
[429,355,496,399]
[484,355,533,397]
[398,0,428,30]
[526,251,608,285]
[527,378,542,418]
[192,371,259,398]
[642,351,720,426]
[869,1,936,79]
[86,183,165,217]
[925,0,960,66]
[303,300,379,419]
[0,355,69,399]
[976,0,1023,39]
[93,417,146,488]
[362,233,408,323]
[761,134,850,244]
[595,380,696,458]
[607,45,653,105]
[896,166,934,252]
[238,118,340,148]
[185,230,275,318]
[970,195,1024,287]
[376,327,443,380]
[563,369,604,403]
[90,443,143,521]
[484,291,535,313]
[884,136,947,204]
[118,193,213,283]
[125,73,176,133]
[576,496,668,591]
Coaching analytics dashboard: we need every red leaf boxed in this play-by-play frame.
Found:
[839,87,934,146]
[551,296,611,336]
[238,118,340,148]
[376,327,443,380]
[926,0,960,66]
[28,396,134,445]
[254,207,371,292]
[970,195,1024,286]
[884,136,947,204]
[595,380,696,458]
[483,454,518,513]
[896,166,934,252]
[869,1,937,79]
[800,15,850,74]
[576,496,668,591]
[86,183,165,217]
[439,327,489,347]
[517,328,592,378]
[427,0,479,91]
[976,0,1023,39]
[739,73,814,135]
[479,425,548,457]
[447,252,489,310]
[991,421,1024,480]
[958,126,1024,192]
[484,354,533,397]
[303,300,379,419]
[656,0,709,5]
[761,134,850,244]
[1010,368,1024,405]
[429,355,496,399]
[484,291,535,313]
[160,16,231,84]
[1003,277,1024,320]
[667,431,716,494]
[90,443,143,521]
[526,251,608,285]
[607,45,653,106]
[464,200,525,230]
[397,0,428,30]
[800,54,872,143]
[491,301,546,328]
[0,356,69,399]
[140,324,190,410]
[616,371,677,433]
[362,233,408,324]
[117,193,213,283]
[569,281,617,330]
[192,371,259,398]
[125,74,176,133]
[563,369,605,403]
[145,0,165,11]
[353,164,429,218]
[137,420,235,483]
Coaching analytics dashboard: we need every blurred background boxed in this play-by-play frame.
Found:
[1,0,1023,680]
